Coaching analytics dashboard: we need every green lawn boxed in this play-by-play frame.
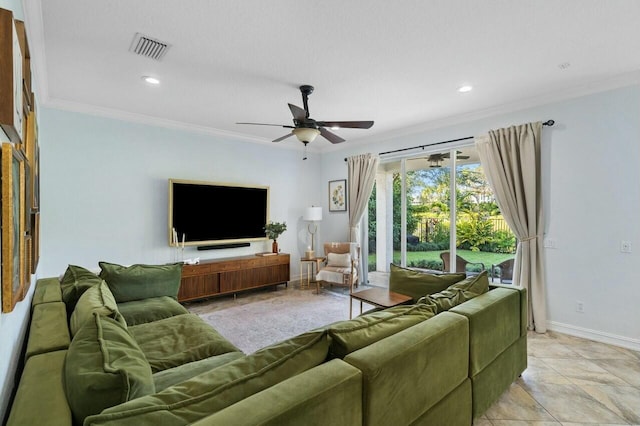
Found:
[368,249,514,271]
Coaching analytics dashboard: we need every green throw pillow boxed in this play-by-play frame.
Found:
[84,329,330,426]
[418,270,490,313]
[328,303,436,358]
[389,263,466,303]
[60,264,103,312]
[69,281,127,336]
[64,313,155,425]
[99,262,183,303]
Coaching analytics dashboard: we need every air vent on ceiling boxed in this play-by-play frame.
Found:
[129,32,171,61]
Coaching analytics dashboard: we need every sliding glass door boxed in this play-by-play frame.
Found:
[366,145,516,284]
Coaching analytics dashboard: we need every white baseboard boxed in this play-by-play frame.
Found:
[547,321,640,352]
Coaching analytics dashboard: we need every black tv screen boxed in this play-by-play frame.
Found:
[169,179,269,246]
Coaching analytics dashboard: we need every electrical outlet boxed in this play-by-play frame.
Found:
[621,241,632,253]
[576,301,584,313]
[544,238,556,249]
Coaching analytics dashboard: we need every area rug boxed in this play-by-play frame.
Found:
[188,286,352,354]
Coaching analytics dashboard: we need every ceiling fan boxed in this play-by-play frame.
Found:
[237,85,374,145]
[411,151,470,168]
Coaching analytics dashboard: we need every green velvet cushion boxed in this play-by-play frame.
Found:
[388,263,466,303]
[25,302,70,360]
[99,261,183,303]
[84,329,331,426]
[6,350,72,426]
[328,303,436,359]
[60,264,103,312]
[31,277,63,306]
[69,281,127,336]
[128,313,241,372]
[64,313,155,425]
[117,296,189,326]
[193,359,363,426]
[344,312,469,426]
[417,270,490,313]
[450,287,522,376]
[153,352,246,392]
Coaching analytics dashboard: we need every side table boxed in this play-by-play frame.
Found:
[299,256,325,291]
[349,287,412,319]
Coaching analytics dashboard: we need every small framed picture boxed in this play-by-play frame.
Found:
[328,179,347,212]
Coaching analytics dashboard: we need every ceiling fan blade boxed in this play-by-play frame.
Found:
[441,151,470,160]
[236,122,295,128]
[288,104,307,120]
[316,120,374,129]
[272,133,294,143]
[319,128,346,144]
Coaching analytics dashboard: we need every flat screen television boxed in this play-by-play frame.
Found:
[168,179,269,247]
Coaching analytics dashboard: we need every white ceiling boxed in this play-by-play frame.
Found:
[25,0,640,149]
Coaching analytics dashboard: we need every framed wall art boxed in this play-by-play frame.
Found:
[2,142,26,313]
[328,179,347,212]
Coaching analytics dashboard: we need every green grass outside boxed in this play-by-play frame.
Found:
[368,249,514,270]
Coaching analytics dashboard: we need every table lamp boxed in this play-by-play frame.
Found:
[303,206,322,258]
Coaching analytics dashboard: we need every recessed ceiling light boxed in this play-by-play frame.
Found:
[142,76,160,85]
[458,85,473,93]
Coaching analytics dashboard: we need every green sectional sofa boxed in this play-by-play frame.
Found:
[7,263,526,426]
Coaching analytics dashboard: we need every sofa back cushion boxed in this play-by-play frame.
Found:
[418,270,490,313]
[70,281,127,336]
[450,287,524,376]
[32,277,63,307]
[60,265,103,312]
[65,313,155,425]
[388,263,466,303]
[99,262,183,303]
[83,329,330,426]
[344,312,470,426]
[25,302,70,360]
[327,304,436,358]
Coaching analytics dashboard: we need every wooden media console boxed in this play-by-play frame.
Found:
[177,253,290,302]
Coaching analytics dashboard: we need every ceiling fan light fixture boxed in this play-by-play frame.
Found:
[292,128,320,143]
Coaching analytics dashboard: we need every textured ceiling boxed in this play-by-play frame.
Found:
[24,0,640,149]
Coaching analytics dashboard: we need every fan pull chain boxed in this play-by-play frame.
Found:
[302,141,308,160]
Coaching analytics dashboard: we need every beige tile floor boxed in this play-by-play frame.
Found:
[368,272,640,425]
[476,331,640,425]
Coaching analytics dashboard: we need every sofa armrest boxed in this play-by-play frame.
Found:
[344,312,469,426]
[188,360,362,426]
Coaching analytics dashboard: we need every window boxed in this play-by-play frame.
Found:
[366,146,515,283]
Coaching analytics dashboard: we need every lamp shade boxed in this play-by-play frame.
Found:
[304,206,323,221]
[293,128,320,143]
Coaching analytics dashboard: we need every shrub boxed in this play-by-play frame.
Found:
[407,259,443,270]
[456,215,494,251]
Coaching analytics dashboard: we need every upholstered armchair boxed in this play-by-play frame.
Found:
[315,242,360,293]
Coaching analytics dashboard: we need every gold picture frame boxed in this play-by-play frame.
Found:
[2,142,26,313]
[328,179,347,212]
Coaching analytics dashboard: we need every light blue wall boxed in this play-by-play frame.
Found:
[322,85,640,348]
[39,108,323,276]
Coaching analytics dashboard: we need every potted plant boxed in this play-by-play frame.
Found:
[264,221,287,253]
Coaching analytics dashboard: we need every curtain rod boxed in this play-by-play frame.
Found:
[344,119,555,161]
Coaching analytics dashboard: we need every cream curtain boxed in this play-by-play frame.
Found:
[475,122,547,332]
[347,153,379,243]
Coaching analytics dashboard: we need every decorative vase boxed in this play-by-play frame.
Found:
[272,240,278,254]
